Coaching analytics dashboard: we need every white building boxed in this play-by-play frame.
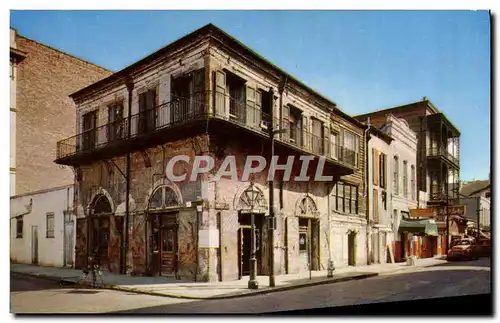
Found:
[10,185,75,267]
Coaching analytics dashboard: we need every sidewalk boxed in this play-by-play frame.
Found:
[11,257,447,300]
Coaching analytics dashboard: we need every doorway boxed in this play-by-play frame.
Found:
[237,212,263,279]
[149,212,178,276]
[348,231,357,266]
[90,216,110,270]
[298,217,320,271]
[31,226,39,265]
[63,211,74,267]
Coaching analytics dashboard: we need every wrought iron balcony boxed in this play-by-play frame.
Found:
[274,118,358,169]
[55,91,358,171]
[427,147,459,167]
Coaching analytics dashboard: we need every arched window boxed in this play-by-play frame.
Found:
[93,195,112,215]
[148,186,180,210]
[298,196,318,216]
[237,185,267,212]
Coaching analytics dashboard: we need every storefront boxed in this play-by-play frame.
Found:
[398,219,439,260]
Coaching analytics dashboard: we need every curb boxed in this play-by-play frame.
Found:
[96,272,380,300]
[12,270,378,300]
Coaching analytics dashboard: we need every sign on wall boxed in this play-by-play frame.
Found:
[435,205,466,217]
[409,208,436,217]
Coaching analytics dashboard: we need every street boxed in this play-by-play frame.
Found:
[10,258,490,314]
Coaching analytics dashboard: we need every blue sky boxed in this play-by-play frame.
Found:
[10,10,490,181]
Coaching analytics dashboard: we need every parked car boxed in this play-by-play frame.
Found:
[476,237,491,257]
[447,238,480,261]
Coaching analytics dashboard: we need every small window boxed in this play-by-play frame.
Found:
[299,232,307,251]
[16,216,23,238]
[46,213,55,238]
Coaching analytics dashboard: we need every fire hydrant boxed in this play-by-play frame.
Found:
[327,259,335,278]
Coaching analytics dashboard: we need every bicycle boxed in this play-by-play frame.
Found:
[76,256,104,288]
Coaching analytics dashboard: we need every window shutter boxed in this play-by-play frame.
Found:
[246,85,256,126]
[282,104,290,140]
[372,148,376,185]
[214,70,226,117]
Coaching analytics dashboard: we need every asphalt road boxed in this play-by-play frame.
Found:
[10,258,491,314]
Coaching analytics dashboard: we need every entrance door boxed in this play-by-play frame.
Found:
[348,231,357,266]
[31,226,38,265]
[160,226,177,276]
[63,214,75,267]
[91,216,110,270]
[238,227,251,278]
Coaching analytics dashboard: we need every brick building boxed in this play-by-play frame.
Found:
[55,24,368,281]
[9,27,112,196]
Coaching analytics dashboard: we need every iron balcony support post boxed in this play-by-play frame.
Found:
[122,79,134,275]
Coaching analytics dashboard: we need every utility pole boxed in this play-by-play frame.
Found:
[477,196,481,238]
[268,87,282,288]
[445,188,450,252]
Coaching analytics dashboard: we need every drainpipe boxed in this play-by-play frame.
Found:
[122,79,134,275]
[364,118,371,266]
[327,183,335,277]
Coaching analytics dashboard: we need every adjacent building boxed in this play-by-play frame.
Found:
[9,27,111,267]
[355,98,462,251]
[460,180,491,234]
[54,24,368,281]
[9,27,112,196]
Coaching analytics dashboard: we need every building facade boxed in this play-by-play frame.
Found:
[10,185,75,267]
[365,124,393,264]
[55,24,367,281]
[355,98,462,252]
[9,27,112,196]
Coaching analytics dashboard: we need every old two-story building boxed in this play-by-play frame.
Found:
[355,98,462,253]
[9,27,111,267]
[54,24,369,282]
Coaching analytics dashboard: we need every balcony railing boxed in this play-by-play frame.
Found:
[427,146,459,166]
[429,182,460,201]
[57,93,207,160]
[56,91,358,170]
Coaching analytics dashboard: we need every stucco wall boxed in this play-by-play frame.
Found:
[10,185,74,267]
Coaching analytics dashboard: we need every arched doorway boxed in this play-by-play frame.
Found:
[147,185,181,277]
[89,194,113,270]
[297,196,320,271]
[236,184,267,279]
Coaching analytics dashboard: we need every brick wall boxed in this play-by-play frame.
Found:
[15,35,112,195]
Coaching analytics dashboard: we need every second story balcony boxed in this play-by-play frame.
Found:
[427,146,460,168]
[56,91,359,172]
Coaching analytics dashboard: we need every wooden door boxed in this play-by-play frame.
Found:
[160,225,176,276]
[82,111,97,151]
[31,226,39,265]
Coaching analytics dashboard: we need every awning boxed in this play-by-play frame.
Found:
[399,219,439,236]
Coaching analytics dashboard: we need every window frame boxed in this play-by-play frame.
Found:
[411,165,416,200]
[46,212,55,238]
[16,216,23,238]
[333,182,359,215]
[393,156,399,195]
[403,160,408,198]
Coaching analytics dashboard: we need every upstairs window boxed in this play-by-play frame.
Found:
[393,156,399,195]
[411,165,416,200]
[403,160,408,198]
[332,182,359,214]
[342,129,359,167]
[138,88,157,134]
